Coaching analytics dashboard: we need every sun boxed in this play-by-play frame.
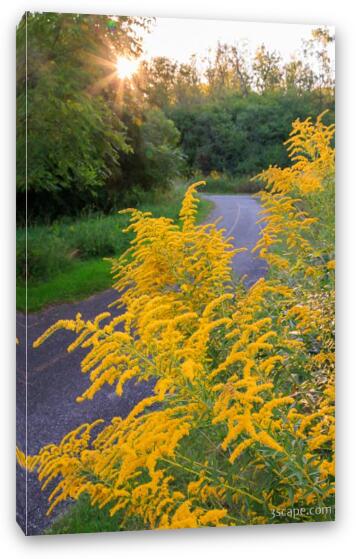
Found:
[115,57,139,79]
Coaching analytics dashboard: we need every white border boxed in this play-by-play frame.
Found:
[2,1,355,556]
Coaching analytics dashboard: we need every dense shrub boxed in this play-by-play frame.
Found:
[170,91,334,178]
[109,108,185,209]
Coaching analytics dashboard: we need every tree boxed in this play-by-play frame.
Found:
[140,108,185,186]
[169,91,334,178]
[204,42,251,98]
[134,57,178,109]
[301,27,335,106]
[253,44,283,93]
[16,12,151,219]
[228,43,252,97]
[174,56,201,106]
[116,108,184,199]
[284,57,316,93]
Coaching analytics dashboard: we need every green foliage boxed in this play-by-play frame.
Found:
[140,108,185,186]
[204,43,251,98]
[170,91,334,177]
[16,213,130,282]
[252,45,283,93]
[206,175,260,194]
[16,15,334,221]
[16,12,152,220]
[113,108,185,204]
[16,230,70,282]
[190,173,260,194]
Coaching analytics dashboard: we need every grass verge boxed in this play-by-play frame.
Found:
[17,259,112,313]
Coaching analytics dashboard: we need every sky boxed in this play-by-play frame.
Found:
[139,17,335,67]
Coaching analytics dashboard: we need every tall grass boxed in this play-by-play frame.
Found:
[17,214,131,282]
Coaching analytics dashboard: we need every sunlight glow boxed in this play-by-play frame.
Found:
[116,57,139,79]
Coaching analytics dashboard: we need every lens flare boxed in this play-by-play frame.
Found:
[116,57,139,79]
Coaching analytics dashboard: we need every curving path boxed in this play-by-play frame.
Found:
[203,194,268,286]
[16,194,267,535]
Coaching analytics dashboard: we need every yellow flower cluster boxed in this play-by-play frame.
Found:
[254,111,335,279]
[18,115,335,530]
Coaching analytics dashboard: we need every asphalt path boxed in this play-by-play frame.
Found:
[16,194,267,535]
[203,194,268,286]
